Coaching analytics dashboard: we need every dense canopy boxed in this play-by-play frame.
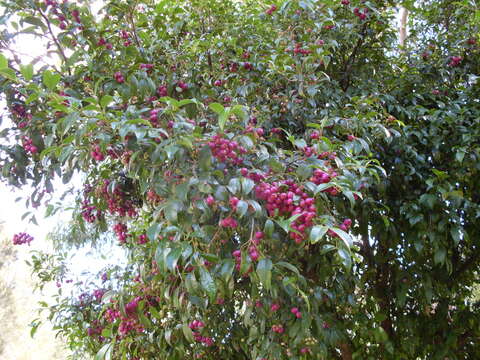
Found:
[0,0,479,359]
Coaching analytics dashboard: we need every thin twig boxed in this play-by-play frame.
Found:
[37,7,71,75]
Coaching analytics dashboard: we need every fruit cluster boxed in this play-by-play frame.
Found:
[21,136,38,154]
[101,180,138,218]
[81,199,101,223]
[353,7,368,21]
[208,134,247,165]
[114,223,128,244]
[271,324,285,334]
[12,232,34,245]
[448,56,462,67]
[114,71,125,83]
[290,307,302,319]
[255,180,317,243]
[91,144,105,162]
[220,217,238,228]
[310,169,339,195]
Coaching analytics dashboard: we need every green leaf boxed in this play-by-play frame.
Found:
[20,64,34,81]
[229,105,248,120]
[100,95,114,108]
[182,324,195,342]
[0,68,17,81]
[166,247,182,271]
[236,200,249,218]
[330,227,353,247]
[95,343,113,360]
[219,259,235,282]
[147,223,161,241]
[276,261,300,276]
[42,70,61,91]
[0,54,7,68]
[227,178,240,194]
[256,258,273,290]
[310,225,328,244]
[218,112,228,131]
[241,177,255,196]
[208,102,225,114]
[450,226,461,245]
[21,16,45,29]
[264,219,274,237]
[434,247,446,265]
[199,267,216,301]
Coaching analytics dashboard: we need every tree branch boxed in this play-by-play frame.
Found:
[399,7,408,48]
[37,7,70,75]
[340,22,368,92]
[451,246,480,281]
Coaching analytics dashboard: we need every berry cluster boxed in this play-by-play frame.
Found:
[86,318,105,340]
[93,289,106,302]
[97,37,113,50]
[232,250,242,271]
[310,169,339,195]
[81,199,101,223]
[149,108,161,127]
[255,180,317,243]
[114,71,125,83]
[105,307,121,323]
[12,232,33,245]
[114,223,128,244]
[125,296,141,314]
[270,303,281,312]
[290,43,312,55]
[303,146,316,157]
[354,7,368,21]
[120,30,132,46]
[91,144,105,162]
[119,317,144,337]
[189,320,205,330]
[448,56,462,67]
[266,5,277,15]
[310,131,320,140]
[240,168,267,182]
[328,218,353,238]
[22,136,38,154]
[205,195,216,207]
[101,181,138,218]
[71,9,81,23]
[271,324,285,334]
[310,169,333,185]
[341,0,350,5]
[229,196,239,210]
[177,81,188,91]
[146,189,162,204]
[139,63,154,71]
[137,234,148,245]
[208,134,247,165]
[220,217,238,228]
[189,320,214,346]
[157,85,168,97]
[290,307,302,319]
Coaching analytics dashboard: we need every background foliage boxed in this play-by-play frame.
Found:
[0,0,479,359]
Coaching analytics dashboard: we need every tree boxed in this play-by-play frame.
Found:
[0,222,67,360]
[0,0,479,359]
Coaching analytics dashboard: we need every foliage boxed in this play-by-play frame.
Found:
[0,0,479,359]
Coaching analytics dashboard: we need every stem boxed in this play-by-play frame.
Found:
[37,7,70,75]
[399,7,408,48]
[340,22,368,92]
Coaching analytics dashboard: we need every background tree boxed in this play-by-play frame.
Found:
[0,0,479,359]
[0,222,67,360]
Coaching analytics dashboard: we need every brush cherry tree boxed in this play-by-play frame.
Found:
[0,0,479,359]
